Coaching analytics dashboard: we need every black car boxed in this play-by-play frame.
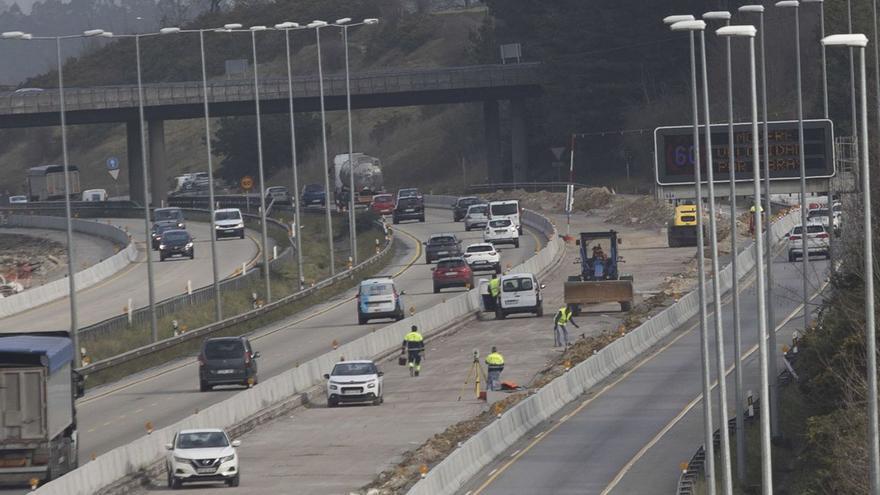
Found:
[151,222,178,250]
[153,207,186,229]
[198,336,259,391]
[424,233,463,263]
[392,197,425,224]
[301,183,326,207]
[158,229,194,261]
[452,196,482,222]
[396,187,422,201]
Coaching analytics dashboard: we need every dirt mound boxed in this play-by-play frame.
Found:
[480,187,613,213]
[605,196,673,229]
[0,233,67,290]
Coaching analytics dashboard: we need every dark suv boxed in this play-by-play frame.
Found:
[424,233,463,263]
[451,196,482,222]
[198,337,260,391]
[158,229,194,261]
[392,197,425,224]
[301,183,326,207]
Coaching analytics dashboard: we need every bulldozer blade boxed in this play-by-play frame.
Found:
[564,280,633,306]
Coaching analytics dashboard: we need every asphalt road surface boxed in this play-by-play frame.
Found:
[458,250,828,494]
[0,219,262,332]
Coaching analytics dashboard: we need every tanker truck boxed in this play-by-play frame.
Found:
[333,153,385,209]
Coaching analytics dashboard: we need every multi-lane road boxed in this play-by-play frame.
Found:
[0,219,262,332]
[458,251,828,494]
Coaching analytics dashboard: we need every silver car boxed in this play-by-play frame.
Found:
[464,204,490,231]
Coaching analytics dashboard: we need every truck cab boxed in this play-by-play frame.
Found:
[0,333,84,485]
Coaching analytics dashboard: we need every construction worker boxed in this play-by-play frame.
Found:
[401,325,425,377]
[488,273,501,310]
[485,346,505,391]
[553,304,580,348]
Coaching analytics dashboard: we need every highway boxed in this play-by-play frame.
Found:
[458,251,828,494]
[70,209,541,466]
[0,219,262,332]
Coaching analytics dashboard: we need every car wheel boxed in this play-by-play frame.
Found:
[518,226,523,235]
[536,304,543,317]
[169,472,181,490]
[393,216,400,225]
[514,239,520,248]
[159,254,166,262]
[788,252,796,263]
[373,396,383,406]
[465,224,471,231]
[495,308,505,320]
[419,215,425,222]
[239,231,245,239]
[199,379,210,392]
[433,285,440,294]
[189,250,195,260]
[494,264,501,274]
[227,474,240,487]
[395,311,404,321]
[328,398,338,408]
[358,314,367,325]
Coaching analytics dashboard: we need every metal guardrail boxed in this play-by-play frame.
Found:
[465,181,593,194]
[75,221,393,376]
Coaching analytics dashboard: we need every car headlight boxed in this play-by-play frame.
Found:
[329,384,338,390]
[178,222,184,228]
[367,382,376,389]
[185,242,193,249]
[220,454,235,463]
[173,456,189,464]
[159,244,166,250]
[236,222,244,228]
[214,224,222,229]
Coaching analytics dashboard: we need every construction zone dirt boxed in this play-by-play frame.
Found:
[481,187,613,213]
[604,195,674,229]
[0,233,67,292]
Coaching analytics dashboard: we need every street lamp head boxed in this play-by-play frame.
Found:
[98,32,114,38]
[159,27,181,35]
[19,33,32,40]
[223,23,243,30]
[821,33,868,47]
[663,14,695,25]
[1,31,26,39]
[716,25,758,38]
[363,18,379,25]
[703,11,731,21]
[250,25,268,31]
[801,0,823,3]
[335,17,352,25]
[670,20,707,32]
[275,22,299,29]
[738,5,765,13]
[83,29,105,37]
[775,1,799,8]
[308,20,328,28]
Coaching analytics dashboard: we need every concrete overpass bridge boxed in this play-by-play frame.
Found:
[0,63,543,204]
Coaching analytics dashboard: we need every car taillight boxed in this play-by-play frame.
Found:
[790,235,801,241]
[815,233,829,239]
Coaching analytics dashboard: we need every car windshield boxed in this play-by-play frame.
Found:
[304,184,323,193]
[808,209,829,218]
[176,431,229,449]
[458,198,479,206]
[362,283,393,296]
[792,225,826,235]
[204,340,244,359]
[154,224,174,233]
[467,245,493,253]
[468,205,487,214]
[163,231,189,241]
[431,236,455,244]
[399,189,419,197]
[268,187,287,193]
[491,203,518,216]
[154,209,180,221]
[332,362,378,376]
[489,219,512,228]
[374,195,392,202]
[215,211,241,221]
[438,259,465,269]
[10,196,25,201]
[502,277,534,292]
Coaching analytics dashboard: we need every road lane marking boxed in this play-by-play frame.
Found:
[471,259,822,494]
[599,279,830,495]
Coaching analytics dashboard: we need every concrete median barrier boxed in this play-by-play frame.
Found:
[32,200,563,495]
[0,215,136,319]
[407,211,800,495]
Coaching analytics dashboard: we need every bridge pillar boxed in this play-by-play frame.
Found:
[483,100,503,183]
[148,120,168,207]
[126,121,146,206]
[510,99,528,182]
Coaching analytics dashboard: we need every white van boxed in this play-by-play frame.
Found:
[494,272,543,319]
[357,277,405,324]
[489,200,523,235]
[213,208,245,239]
[81,189,107,201]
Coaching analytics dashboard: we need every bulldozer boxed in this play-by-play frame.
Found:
[667,203,703,247]
[563,231,634,314]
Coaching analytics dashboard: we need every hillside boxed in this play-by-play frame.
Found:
[0,3,490,197]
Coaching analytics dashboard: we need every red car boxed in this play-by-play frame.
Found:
[371,194,395,215]
[432,257,474,293]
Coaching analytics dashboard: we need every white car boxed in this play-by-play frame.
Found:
[495,272,543,319]
[214,208,245,239]
[8,195,27,204]
[483,218,520,248]
[464,204,490,231]
[324,360,384,407]
[165,428,240,489]
[463,242,501,273]
[807,207,839,235]
[787,223,830,262]
[489,199,522,235]
[81,188,107,201]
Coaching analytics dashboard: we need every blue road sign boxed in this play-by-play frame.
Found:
[106,157,120,170]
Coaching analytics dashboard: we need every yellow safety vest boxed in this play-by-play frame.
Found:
[556,307,572,325]
[404,331,424,343]
[489,278,500,297]
[485,352,505,366]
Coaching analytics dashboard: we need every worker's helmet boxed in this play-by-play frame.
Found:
[491,346,497,353]
[411,325,418,332]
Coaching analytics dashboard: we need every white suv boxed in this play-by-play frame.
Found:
[464,204,490,231]
[165,428,240,489]
[463,242,501,273]
[483,218,520,248]
[787,223,830,262]
[324,360,384,407]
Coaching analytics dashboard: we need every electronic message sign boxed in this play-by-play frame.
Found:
[653,119,835,186]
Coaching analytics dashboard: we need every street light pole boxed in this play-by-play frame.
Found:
[821,31,879,495]
[803,0,828,118]
[336,18,357,266]
[666,15,716,494]
[276,21,305,290]
[249,25,272,303]
[309,20,335,275]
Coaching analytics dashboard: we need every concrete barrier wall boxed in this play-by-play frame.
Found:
[34,201,563,495]
[0,216,137,319]
[407,211,800,495]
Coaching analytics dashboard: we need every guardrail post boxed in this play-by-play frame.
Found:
[187,280,192,295]
[127,298,132,325]
[241,262,247,277]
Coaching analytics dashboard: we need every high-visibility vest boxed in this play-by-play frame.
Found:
[404,331,424,350]
[489,278,500,297]
[485,352,505,369]
[556,307,572,325]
